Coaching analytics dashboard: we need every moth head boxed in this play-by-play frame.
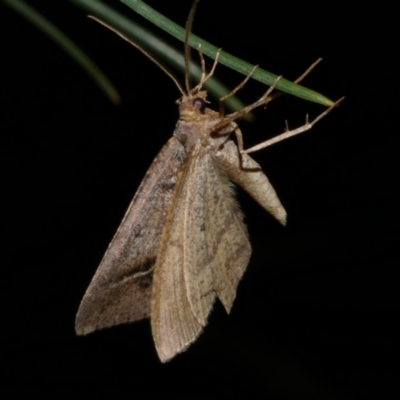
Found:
[177,91,210,121]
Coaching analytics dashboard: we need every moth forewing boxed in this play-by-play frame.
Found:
[150,145,207,362]
[180,151,217,325]
[75,137,186,335]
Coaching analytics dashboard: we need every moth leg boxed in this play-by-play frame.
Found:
[212,122,253,171]
[217,58,322,124]
[218,65,258,117]
[197,44,207,86]
[243,97,345,154]
[268,58,323,102]
[212,77,281,132]
[191,47,221,94]
[294,58,323,84]
[231,123,261,170]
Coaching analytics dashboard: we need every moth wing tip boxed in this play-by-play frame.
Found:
[158,353,173,363]
[75,321,96,336]
[154,343,178,363]
[274,207,287,226]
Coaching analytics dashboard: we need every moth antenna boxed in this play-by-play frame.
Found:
[88,16,186,97]
[184,0,201,94]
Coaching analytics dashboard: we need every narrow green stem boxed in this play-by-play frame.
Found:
[121,0,334,106]
[3,0,120,104]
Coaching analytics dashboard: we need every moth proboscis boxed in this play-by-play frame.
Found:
[75,1,344,363]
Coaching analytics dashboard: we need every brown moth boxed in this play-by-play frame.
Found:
[75,1,343,362]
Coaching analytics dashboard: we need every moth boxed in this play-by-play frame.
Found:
[75,2,343,363]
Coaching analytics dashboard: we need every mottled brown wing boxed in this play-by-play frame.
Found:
[214,140,287,225]
[151,145,251,362]
[150,145,209,363]
[75,137,186,335]
[203,153,252,313]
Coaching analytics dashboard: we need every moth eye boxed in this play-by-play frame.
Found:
[193,98,206,113]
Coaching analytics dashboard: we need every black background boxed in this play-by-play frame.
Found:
[2,1,399,399]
